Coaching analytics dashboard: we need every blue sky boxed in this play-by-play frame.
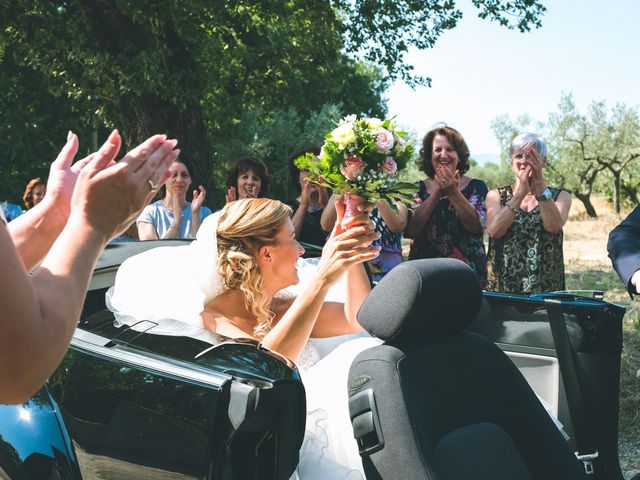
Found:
[386,0,640,160]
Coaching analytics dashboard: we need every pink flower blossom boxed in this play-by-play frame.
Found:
[381,157,397,174]
[375,128,395,153]
[340,155,366,180]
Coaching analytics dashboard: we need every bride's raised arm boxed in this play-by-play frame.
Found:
[260,200,379,361]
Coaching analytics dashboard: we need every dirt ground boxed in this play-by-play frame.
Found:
[563,196,624,263]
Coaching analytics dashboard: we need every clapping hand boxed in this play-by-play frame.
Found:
[299,178,314,208]
[225,186,237,204]
[191,185,206,215]
[434,165,460,197]
[70,130,178,241]
[40,132,95,228]
[524,147,547,196]
[514,162,532,197]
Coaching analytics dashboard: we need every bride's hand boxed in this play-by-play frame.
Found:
[316,199,380,286]
[332,198,375,236]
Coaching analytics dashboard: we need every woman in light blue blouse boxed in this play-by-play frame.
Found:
[137,159,211,239]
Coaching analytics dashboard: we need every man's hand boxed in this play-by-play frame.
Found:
[630,269,640,295]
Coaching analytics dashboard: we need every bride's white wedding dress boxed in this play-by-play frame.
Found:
[106,213,381,480]
[292,335,381,480]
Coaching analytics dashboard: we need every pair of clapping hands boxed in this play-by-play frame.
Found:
[433,164,461,197]
[514,145,547,197]
[45,130,179,243]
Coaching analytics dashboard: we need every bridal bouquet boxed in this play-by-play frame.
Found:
[295,115,417,216]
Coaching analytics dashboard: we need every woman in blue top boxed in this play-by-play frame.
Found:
[137,158,211,239]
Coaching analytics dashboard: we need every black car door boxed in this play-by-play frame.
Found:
[469,291,626,479]
[47,327,232,480]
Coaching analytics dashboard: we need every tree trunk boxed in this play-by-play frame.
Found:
[118,95,217,208]
[79,0,220,208]
[574,192,598,217]
[613,172,621,214]
[622,185,639,206]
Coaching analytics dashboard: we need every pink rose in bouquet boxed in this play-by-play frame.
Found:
[381,157,398,174]
[340,155,366,180]
[295,115,417,221]
[375,128,395,153]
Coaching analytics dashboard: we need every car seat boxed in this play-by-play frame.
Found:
[348,259,587,480]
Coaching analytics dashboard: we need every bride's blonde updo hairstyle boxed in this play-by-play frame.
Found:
[216,198,293,338]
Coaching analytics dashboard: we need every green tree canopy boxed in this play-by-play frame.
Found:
[1,0,546,206]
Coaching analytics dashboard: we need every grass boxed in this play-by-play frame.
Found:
[563,198,640,478]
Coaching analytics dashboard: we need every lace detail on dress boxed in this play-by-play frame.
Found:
[297,342,321,371]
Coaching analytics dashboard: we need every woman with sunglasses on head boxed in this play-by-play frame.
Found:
[137,157,211,240]
[405,125,488,286]
[485,133,571,293]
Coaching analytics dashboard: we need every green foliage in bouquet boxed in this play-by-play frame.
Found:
[295,115,418,208]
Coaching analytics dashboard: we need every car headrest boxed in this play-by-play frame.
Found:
[357,259,482,341]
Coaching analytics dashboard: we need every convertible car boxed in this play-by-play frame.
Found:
[0,240,629,479]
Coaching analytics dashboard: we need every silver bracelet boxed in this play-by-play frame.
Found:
[505,204,518,215]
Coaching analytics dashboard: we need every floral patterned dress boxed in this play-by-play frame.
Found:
[408,179,488,286]
[486,186,565,293]
[369,207,403,283]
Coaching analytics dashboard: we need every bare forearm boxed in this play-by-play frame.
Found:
[0,219,107,403]
[486,189,525,239]
[162,222,180,239]
[7,202,66,270]
[320,196,338,231]
[406,195,439,237]
[137,222,159,240]
[377,200,408,233]
[291,204,308,238]
[261,281,331,361]
[344,264,370,328]
[448,190,482,233]
[539,201,565,233]
[190,212,203,238]
[486,205,517,239]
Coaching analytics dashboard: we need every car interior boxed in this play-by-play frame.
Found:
[348,258,625,480]
[1,241,618,479]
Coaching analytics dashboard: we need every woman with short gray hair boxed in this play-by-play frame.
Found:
[485,133,572,293]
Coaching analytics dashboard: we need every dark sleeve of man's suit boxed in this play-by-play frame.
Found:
[608,204,640,295]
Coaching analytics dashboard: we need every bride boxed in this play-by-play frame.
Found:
[107,197,383,478]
